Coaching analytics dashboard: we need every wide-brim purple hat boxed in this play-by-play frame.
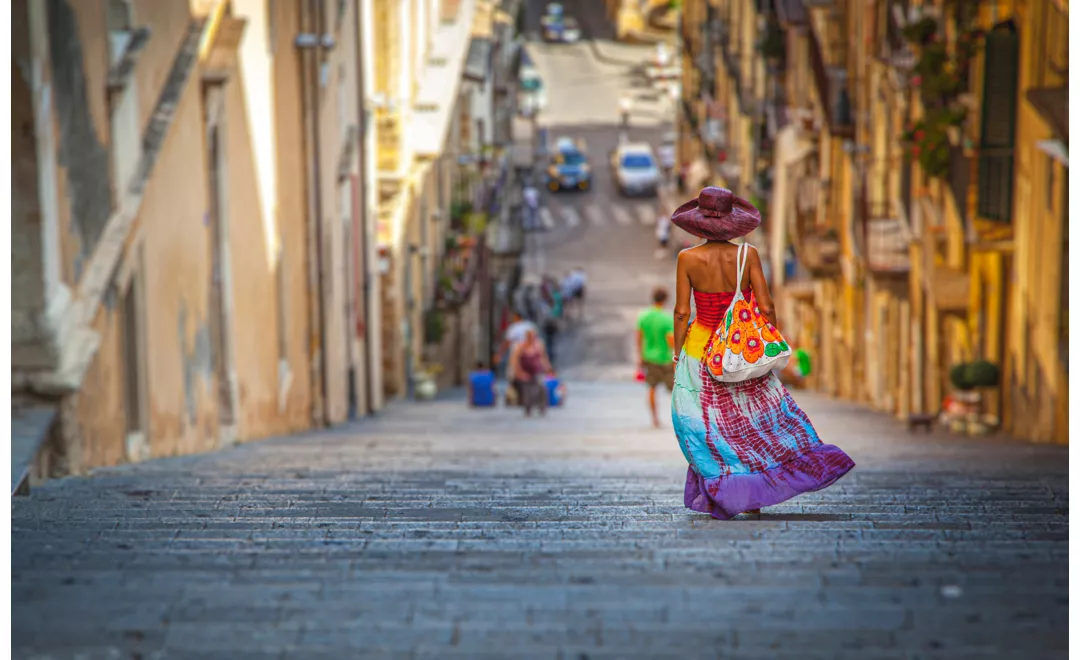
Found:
[671,186,761,241]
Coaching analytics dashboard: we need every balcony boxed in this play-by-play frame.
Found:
[806,19,854,137]
[859,201,911,276]
[946,145,972,225]
[797,228,842,276]
[976,147,1014,223]
[929,263,970,312]
[877,1,916,71]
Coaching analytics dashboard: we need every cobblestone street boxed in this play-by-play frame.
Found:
[12,381,1068,659]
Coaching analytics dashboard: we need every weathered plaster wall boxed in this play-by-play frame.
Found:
[130,0,192,135]
[136,70,220,457]
[269,0,316,430]
[47,0,112,284]
[12,0,51,368]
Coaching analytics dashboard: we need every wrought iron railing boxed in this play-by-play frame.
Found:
[947,145,971,225]
[976,148,1015,222]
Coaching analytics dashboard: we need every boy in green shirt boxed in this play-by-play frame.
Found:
[636,287,676,428]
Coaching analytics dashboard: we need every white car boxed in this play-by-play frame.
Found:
[517,67,545,116]
[611,143,661,197]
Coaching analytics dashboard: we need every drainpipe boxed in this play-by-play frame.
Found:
[352,0,375,416]
[297,1,330,425]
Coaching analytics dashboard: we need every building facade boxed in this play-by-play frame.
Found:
[677,0,1068,443]
[11,0,389,484]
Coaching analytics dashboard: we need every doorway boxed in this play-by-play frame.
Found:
[121,261,148,462]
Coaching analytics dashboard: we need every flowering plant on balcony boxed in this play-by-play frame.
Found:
[901,118,950,178]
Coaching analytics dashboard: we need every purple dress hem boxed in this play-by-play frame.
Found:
[683,443,855,520]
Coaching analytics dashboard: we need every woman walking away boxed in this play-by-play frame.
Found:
[669,187,855,520]
[510,328,552,417]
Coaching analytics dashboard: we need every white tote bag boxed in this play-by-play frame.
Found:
[704,243,792,383]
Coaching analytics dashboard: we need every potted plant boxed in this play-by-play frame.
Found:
[413,363,443,401]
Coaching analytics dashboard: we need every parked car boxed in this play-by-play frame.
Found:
[545,137,591,192]
[541,4,580,42]
[611,142,661,197]
[543,17,580,43]
[518,66,545,117]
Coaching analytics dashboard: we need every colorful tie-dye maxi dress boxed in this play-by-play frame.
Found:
[671,289,855,519]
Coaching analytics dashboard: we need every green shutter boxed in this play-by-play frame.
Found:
[977,21,1019,222]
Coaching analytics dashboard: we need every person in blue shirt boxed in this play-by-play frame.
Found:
[468,362,496,407]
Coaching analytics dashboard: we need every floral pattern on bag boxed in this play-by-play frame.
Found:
[707,243,793,382]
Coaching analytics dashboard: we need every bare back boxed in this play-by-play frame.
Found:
[672,240,777,341]
[681,241,754,293]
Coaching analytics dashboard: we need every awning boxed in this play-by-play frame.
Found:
[1036,139,1068,168]
[1025,86,1068,141]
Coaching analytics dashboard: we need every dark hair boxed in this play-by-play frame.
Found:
[475,361,486,370]
[652,286,669,305]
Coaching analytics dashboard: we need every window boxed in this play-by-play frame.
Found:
[976,21,1019,222]
[621,153,654,169]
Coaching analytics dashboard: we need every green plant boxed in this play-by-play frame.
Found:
[424,308,446,345]
[465,211,488,234]
[450,200,472,223]
[967,360,1000,388]
[757,22,785,60]
[950,360,1001,391]
[949,363,976,391]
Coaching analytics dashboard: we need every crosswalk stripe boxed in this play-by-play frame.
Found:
[540,207,555,230]
[585,205,606,226]
[635,205,655,226]
[612,206,632,226]
[562,206,581,228]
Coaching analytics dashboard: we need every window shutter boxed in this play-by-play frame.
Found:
[977,21,1019,222]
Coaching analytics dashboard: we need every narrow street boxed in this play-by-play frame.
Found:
[11,4,1068,659]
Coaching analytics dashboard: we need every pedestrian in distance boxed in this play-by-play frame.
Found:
[509,328,553,417]
[637,286,676,428]
[618,94,632,133]
[655,210,672,259]
[540,276,564,364]
[523,179,540,231]
[498,311,539,404]
[668,187,855,520]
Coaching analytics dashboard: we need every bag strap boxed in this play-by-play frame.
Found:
[735,243,751,290]
[714,243,752,337]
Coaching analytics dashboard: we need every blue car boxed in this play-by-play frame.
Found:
[545,137,592,192]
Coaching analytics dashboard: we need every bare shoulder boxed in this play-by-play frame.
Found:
[678,244,705,262]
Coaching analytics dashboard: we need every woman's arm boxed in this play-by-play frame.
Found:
[508,343,522,379]
[748,246,778,328]
[672,250,693,359]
